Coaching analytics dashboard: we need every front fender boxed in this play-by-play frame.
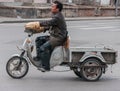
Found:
[11,54,27,60]
[11,54,20,57]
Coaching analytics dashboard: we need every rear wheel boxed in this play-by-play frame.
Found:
[6,56,29,79]
[81,58,102,81]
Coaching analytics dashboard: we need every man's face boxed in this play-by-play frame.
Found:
[51,3,59,13]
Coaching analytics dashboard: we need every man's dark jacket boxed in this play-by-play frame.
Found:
[40,12,68,48]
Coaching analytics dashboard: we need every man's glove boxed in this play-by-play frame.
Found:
[25,22,45,33]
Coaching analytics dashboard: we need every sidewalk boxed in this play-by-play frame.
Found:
[0,16,120,23]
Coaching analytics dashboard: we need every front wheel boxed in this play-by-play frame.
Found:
[81,58,102,81]
[6,56,29,79]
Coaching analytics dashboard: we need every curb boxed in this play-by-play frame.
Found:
[0,17,120,23]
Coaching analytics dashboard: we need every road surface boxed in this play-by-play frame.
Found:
[0,19,120,91]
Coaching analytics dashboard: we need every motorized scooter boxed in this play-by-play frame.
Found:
[6,29,117,81]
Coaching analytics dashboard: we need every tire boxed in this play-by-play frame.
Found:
[81,58,102,81]
[73,68,82,78]
[6,56,29,79]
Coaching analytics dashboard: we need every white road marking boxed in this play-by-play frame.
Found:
[104,29,120,32]
[68,25,117,30]
[0,23,25,26]
[80,26,115,30]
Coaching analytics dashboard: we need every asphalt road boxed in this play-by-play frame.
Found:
[0,19,120,91]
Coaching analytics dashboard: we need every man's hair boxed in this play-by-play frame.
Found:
[53,1,63,12]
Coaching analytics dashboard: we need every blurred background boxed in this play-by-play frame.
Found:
[0,0,120,18]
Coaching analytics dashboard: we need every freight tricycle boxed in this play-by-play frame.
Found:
[6,28,117,81]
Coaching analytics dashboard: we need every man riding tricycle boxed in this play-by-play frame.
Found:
[6,1,117,81]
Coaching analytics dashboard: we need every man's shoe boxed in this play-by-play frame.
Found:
[38,67,46,72]
[38,67,50,72]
